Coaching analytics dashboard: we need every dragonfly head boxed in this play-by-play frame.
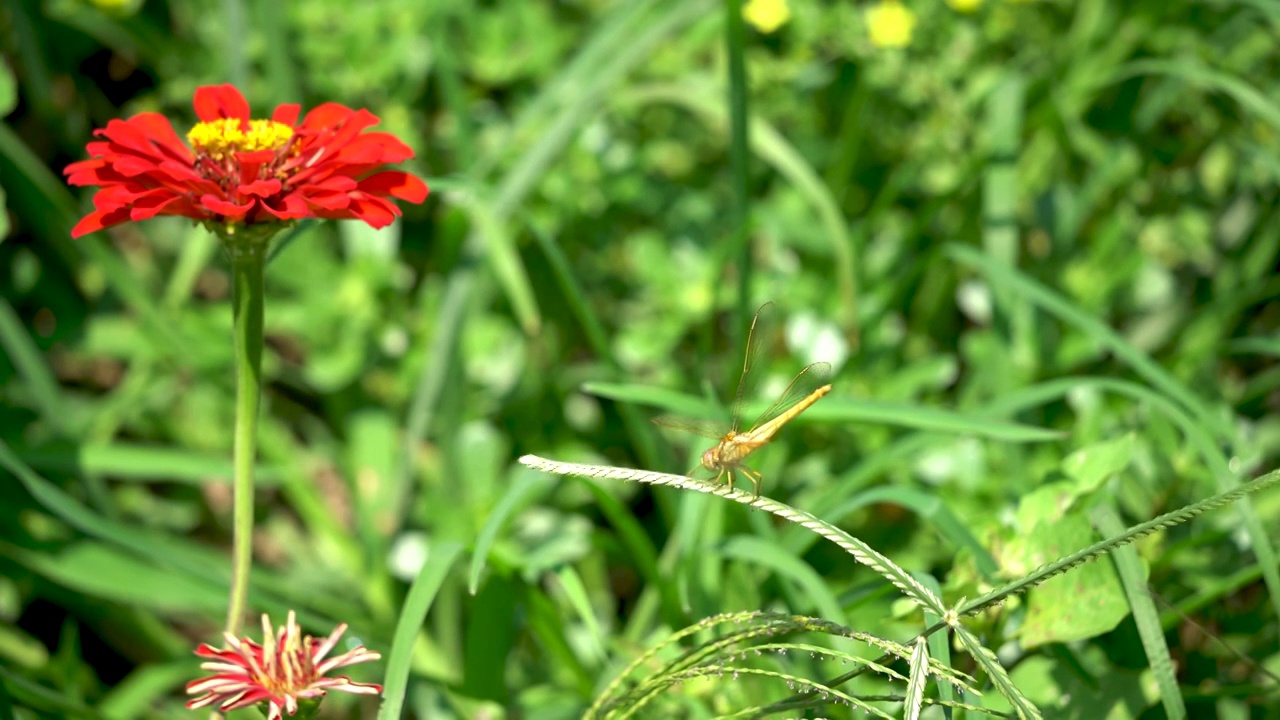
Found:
[700,447,720,471]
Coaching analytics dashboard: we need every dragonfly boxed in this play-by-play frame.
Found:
[653,302,832,498]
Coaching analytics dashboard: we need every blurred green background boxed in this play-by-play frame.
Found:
[2,0,1280,717]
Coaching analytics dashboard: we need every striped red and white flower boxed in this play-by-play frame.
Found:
[186,611,381,720]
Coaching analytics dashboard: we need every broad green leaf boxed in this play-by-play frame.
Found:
[1019,515,1130,649]
[1063,434,1135,494]
[1014,481,1077,530]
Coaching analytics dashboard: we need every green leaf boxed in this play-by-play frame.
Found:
[379,541,463,720]
[719,535,846,625]
[0,60,15,117]
[1063,434,1135,494]
[1011,654,1159,720]
[1014,481,1078,529]
[955,627,1042,719]
[13,542,224,612]
[1092,503,1185,720]
[0,184,9,241]
[554,565,605,663]
[469,468,556,593]
[347,409,402,547]
[460,575,520,702]
[587,381,1063,442]
[99,663,194,720]
[0,299,63,432]
[1018,515,1130,649]
[15,442,284,486]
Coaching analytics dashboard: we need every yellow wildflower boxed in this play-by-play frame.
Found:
[866,0,917,49]
[87,0,140,11]
[946,0,983,12]
[743,0,792,33]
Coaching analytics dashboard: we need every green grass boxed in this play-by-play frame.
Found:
[3,0,1280,717]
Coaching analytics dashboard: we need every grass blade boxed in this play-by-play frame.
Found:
[0,298,65,433]
[468,469,556,594]
[904,637,928,720]
[378,541,463,720]
[719,535,847,625]
[954,627,1041,720]
[1091,503,1185,720]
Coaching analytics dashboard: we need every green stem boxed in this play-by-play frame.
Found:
[722,0,752,347]
[225,239,266,637]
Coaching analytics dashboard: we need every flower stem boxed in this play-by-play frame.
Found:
[225,239,266,637]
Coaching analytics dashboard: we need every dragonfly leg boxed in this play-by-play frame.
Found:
[740,466,764,499]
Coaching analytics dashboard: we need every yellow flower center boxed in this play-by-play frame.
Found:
[186,119,295,161]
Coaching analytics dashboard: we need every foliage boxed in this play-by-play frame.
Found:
[2,0,1279,717]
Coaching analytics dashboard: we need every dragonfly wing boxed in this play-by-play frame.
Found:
[746,361,833,432]
[730,301,776,431]
[652,414,726,439]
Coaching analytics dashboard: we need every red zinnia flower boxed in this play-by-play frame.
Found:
[64,84,428,238]
[186,611,381,720]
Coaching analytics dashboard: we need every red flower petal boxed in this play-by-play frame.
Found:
[193,642,257,661]
[113,155,169,178]
[95,114,191,164]
[90,182,143,205]
[130,192,190,221]
[298,103,371,133]
[122,113,194,162]
[272,103,301,126]
[70,207,131,238]
[67,84,428,236]
[298,191,352,212]
[194,84,251,123]
[155,160,222,194]
[64,159,110,186]
[336,132,416,166]
[338,194,399,228]
[260,194,312,222]
[200,194,256,219]
[238,178,283,198]
[357,171,429,203]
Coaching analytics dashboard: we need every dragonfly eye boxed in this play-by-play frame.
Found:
[700,448,718,471]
